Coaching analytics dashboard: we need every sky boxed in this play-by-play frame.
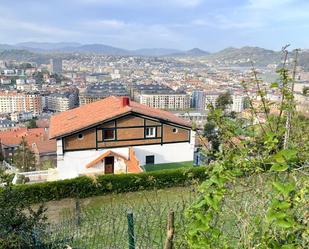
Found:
[0,0,308,51]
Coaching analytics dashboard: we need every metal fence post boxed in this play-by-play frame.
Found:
[127,211,135,249]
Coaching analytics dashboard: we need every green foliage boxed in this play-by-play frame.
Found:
[26,119,37,129]
[186,48,309,248]
[2,167,207,204]
[32,71,44,84]
[302,86,309,96]
[0,170,47,249]
[215,92,233,111]
[13,138,36,172]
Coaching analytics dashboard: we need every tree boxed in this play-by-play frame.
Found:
[32,72,44,84]
[0,170,47,249]
[26,119,37,129]
[215,92,233,111]
[13,138,36,172]
[302,86,309,96]
[203,121,220,153]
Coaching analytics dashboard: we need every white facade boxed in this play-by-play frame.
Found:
[139,94,190,110]
[56,131,195,179]
[46,93,77,112]
[230,95,246,113]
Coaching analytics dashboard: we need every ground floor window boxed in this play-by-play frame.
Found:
[145,155,155,165]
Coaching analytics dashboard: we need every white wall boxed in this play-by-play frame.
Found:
[57,131,195,179]
[135,131,195,165]
[57,147,129,179]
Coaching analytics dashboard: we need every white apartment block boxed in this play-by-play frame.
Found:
[139,94,190,110]
[204,92,246,113]
[46,93,77,112]
[0,91,42,116]
[230,95,246,113]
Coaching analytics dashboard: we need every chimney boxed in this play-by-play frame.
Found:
[121,96,130,107]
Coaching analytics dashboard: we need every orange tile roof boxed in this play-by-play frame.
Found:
[49,96,191,139]
[0,127,56,154]
[86,147,142,173]
[85,150,127,168]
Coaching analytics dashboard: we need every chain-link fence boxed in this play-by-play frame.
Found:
[38,192,195,249]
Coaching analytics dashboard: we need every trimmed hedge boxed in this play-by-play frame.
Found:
[6,167,207,204]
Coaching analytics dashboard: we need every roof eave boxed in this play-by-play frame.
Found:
[49,110,192,140]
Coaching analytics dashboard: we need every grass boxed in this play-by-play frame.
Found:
[43,186,197,248]
[43,186,195,223]
[41,171,308,248]
[143,161,194,172]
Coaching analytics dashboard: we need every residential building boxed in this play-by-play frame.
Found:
[131,84,190,110]
[0,128,56,166]
[230,94,247,113]
[79,82,129,106]
[193,91,246,113]
[204,92,220,108]
[0,119,16,131]
[46,92,78,112]
[175,111,208,128]
[50,58,62,74]
[0,91,42,116]
[86,73,110,83]
[49,96,195,179]
[10,111,33,122]
[0,78,11,85]
[191,90,206,110]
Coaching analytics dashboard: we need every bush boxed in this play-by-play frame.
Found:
[3,167,207,204]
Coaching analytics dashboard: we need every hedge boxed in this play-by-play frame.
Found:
[5,167,207,204]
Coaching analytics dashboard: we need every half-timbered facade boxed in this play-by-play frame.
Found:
[50,96,195,179]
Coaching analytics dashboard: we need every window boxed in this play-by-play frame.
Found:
[77,133,84,140]
[103,129,115,141]
[146,155,155,165]
[145,127,156,138]
[172,128,178,133]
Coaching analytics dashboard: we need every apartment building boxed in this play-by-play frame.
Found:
[192,90,246,113]
[131,84,190,110]
[50,58,62,74]
[0,91,42,116]
[79,82,129,106]
[46,92,78,112]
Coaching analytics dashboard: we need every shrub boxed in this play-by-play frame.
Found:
[3,167,207,204]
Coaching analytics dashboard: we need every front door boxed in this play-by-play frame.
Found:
[104,156,114,174]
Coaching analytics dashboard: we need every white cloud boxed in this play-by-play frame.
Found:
[0,12,80,43]
[82,19,126,29]
[192,16,263,30]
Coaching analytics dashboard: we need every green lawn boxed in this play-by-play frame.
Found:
[44,186,196,248]
[41,172,307,248]
[143,161,194,172]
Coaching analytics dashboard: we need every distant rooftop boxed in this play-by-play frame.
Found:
[133,83,186,95]
[82,82,129,97]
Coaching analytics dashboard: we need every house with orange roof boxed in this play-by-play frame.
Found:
[49,96,195,179]
[0,127,56,167]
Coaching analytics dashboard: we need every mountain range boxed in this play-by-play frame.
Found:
[0,43,308,69]
[0,42,209,57]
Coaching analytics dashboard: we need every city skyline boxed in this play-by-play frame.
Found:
[0,0,308,52]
